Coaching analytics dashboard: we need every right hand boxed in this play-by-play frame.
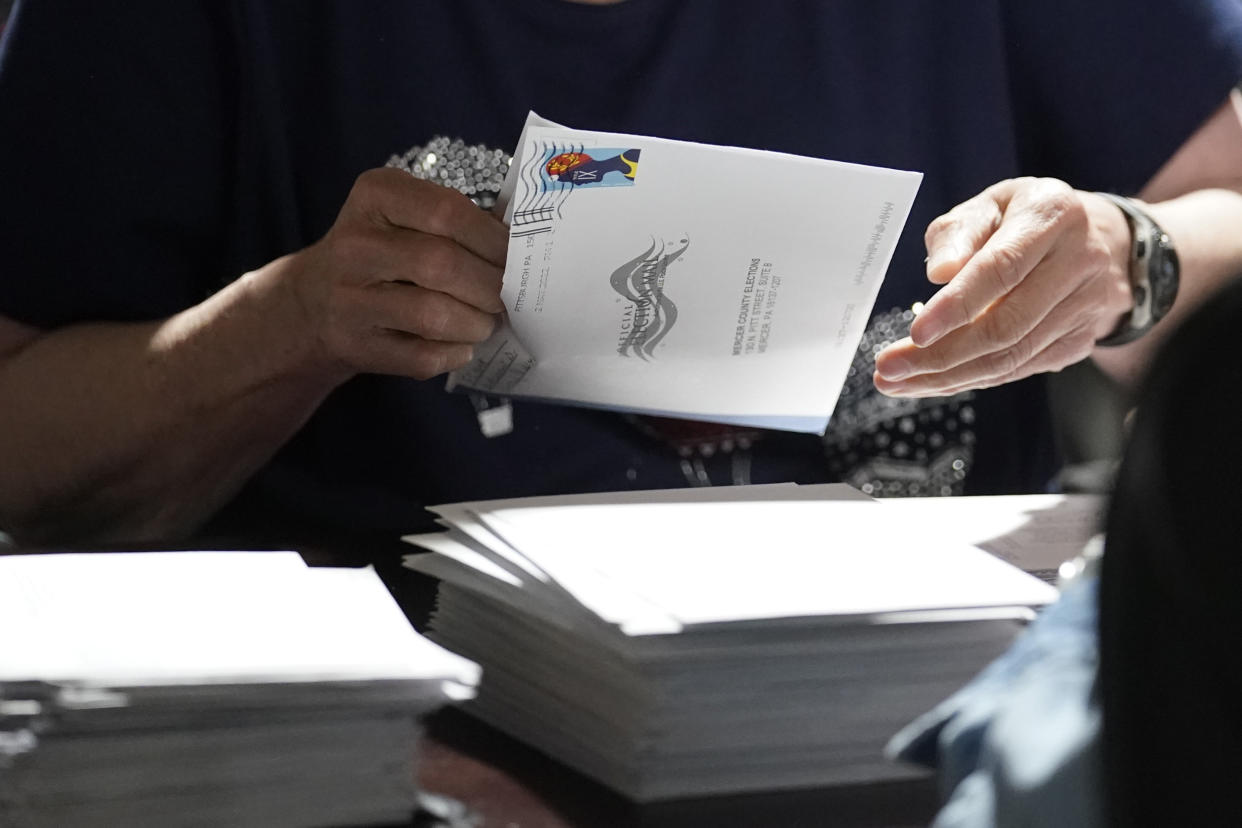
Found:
[285,167,508,381]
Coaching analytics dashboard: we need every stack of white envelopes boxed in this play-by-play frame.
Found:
[403,484,1060,801]
[0,551,478,827]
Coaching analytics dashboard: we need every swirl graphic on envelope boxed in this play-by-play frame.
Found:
[449,112,922,434]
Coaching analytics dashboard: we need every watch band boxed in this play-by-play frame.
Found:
[1094,192,1180,347]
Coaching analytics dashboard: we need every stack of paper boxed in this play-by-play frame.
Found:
[874,493,1105,583]
[0,551,478,827]
[402,485,1059,801]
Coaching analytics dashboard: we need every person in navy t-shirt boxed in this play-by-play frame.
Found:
[0,0,1241,546]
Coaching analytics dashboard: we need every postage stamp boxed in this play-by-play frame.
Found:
[542,148,641,188]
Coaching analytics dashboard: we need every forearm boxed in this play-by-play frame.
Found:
[0,258,341,544]
[1093,90,1242,390]
[0,170,506,544]
[1091,187,1242,390]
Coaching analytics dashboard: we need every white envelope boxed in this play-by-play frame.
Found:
[450,112,922,433]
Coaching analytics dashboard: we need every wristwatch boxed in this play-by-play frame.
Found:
[1094,192,1180,347]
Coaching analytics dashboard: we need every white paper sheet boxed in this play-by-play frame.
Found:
[467,500,1057,634]
[450,112,922,433]
[873,494,1105,573]
[0,551,479,689]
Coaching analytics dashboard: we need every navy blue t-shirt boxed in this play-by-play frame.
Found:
[1,0,1240,540]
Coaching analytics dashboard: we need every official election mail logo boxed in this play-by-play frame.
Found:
[543,148,640,188]
[611,236,690,360]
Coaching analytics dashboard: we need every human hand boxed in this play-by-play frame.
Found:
[285,167,507,381]
[873,178,1132,397]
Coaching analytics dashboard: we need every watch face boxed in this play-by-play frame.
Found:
[1092,193,1179,346]
[1152,240,1180,319]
